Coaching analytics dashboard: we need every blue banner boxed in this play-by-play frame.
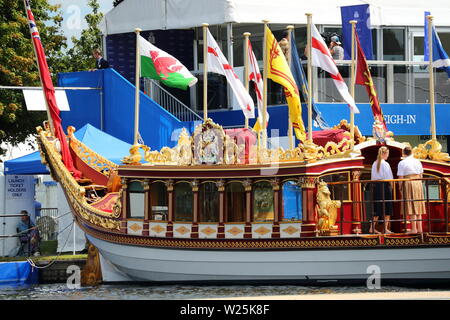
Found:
[340,4,373,60]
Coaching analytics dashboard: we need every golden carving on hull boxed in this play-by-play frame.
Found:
[227,226,244,236]
[123,119,362,166]
[282,225,300,235]
[36,126,121,231]
[67,126,119,173]
[122,143,145,165]
[316,181,341,235]
[413,139,450,162]
[254,226,271,236]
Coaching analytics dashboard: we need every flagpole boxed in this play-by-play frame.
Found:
[133,28,142,146]
[262,20,269,148]
[203,23,209,123]
[23,0,54,135]
[349,20,357,144]
[427,15,437,141]
[243,32,251,129]
[306,13,313,142]
[286,25,294,149]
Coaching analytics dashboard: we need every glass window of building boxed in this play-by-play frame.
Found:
[174,182,193,222]
[128,181,144,219]
[225,182,246,222]
[199,182,219,222]
[150,182,168,221]
[253,181,274,221]
[282,181,302,221]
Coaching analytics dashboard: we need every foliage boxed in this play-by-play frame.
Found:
[0,0,67,156]
[64,0,104,72]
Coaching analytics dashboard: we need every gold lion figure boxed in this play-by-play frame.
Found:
[316,181,341,235]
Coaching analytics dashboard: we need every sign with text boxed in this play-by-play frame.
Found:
[6,175,34,199]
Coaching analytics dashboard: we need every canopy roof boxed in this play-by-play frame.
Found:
[4,124,132,175]
[101,0,450,35]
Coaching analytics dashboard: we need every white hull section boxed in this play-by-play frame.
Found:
[87,235,450,282]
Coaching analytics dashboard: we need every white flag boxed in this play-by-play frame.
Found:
[247,39,268,129]
[311,24,359,113]
[206,29,255,119]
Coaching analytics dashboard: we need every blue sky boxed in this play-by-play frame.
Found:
[49,0,113,46]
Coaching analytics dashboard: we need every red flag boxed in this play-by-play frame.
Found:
[355,32,387,131]
[25,0,81,178]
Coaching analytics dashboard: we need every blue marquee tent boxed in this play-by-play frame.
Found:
[4,123,133,175]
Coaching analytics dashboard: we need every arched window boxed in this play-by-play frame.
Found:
[225,182,246,222]
[174,182,193,222]
[150,182,168,220]
[128,180,144,219]
[253,181,274,221]
[199,182,219,222]
[282,181,302,221]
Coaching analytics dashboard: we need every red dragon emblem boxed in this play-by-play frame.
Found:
[150,50,184,80]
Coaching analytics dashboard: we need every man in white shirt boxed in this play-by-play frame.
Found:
[397,146,425,233]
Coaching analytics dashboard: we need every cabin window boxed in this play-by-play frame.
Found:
[321,172,350,201]
[199,182,219,222]
[225,182,246,222]
[174,182,193,222]
[253,181,274,222]
[150,182,168,220]
[128,181,144,219]
[422,175,441,201]
[282,181,302,221]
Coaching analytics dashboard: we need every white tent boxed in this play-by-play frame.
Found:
[100,0,450,35]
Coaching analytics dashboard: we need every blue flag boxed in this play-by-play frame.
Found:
[290,35,328,130]
[340,4,373,60]
[424,11,450,79]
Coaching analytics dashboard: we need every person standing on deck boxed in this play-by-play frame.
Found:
[397,146,426,233]
[370,146,394,234]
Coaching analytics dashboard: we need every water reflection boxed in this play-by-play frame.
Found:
[0,284,429,300]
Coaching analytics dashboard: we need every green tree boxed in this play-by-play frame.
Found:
[64,0,104,71]
[0,0,67,156]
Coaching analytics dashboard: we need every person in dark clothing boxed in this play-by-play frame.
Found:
[16,210,40,256]
[92,48,109,70]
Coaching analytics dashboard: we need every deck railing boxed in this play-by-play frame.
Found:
[327,177,449,235]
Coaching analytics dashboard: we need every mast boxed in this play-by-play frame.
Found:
[23,0,54,135]
[133,28,142,145]
[243,32,251,129]
[202,23,209,122]
[306,13,312,141]
[286,25,294,149]
[427,15,437,141]
[349,20,357,144]
[262,20,269,148]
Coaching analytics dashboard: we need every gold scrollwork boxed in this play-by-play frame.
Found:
[36,126,121,230]
[413,139,450,162]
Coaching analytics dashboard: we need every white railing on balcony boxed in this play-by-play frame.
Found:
[143,79,203,122]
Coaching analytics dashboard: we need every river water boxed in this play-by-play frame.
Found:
[1,283,449,300]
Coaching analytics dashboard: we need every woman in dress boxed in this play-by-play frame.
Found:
[397,146,425,233]
[370,146,394,234]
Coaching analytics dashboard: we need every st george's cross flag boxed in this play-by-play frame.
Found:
[206,29,255,119]
[138,35,197,90]
[310,23,359,114]
[247,39,268,132]
[24,0,81,178]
